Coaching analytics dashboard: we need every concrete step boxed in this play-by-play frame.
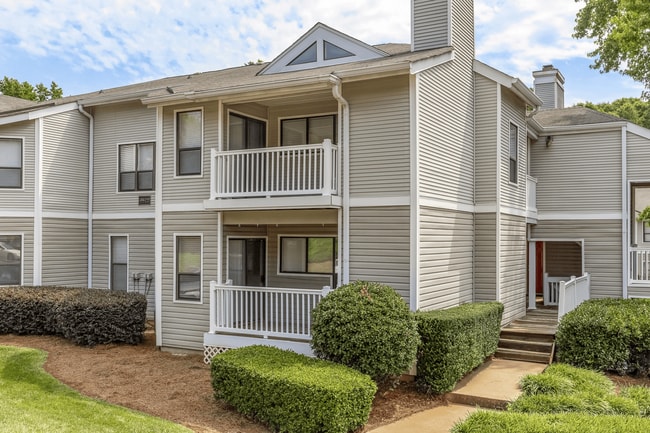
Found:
[494,347,551,364]
[498,337,554,354]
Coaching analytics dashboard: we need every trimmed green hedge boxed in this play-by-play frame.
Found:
[414,302,503,394]
[0,286,147,346]
[211,345,377,433]
[556,298,650,375]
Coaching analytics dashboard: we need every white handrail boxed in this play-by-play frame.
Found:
[629,248,650,282]
[558,273,590,321]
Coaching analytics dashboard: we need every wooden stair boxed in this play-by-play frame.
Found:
[495,308,558,364]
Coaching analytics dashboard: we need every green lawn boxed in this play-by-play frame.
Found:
[0,345,192,433]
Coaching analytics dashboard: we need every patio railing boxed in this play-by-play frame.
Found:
[629,248,650,283]
[558,273,591,321]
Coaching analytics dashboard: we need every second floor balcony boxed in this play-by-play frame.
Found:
[206,139,341,210]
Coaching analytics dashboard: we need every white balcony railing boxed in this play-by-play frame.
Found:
[210,140,338,199]
[527,175,538,218]
[629,248,650,283]
[558,273,591,321]
[208,281,332,340]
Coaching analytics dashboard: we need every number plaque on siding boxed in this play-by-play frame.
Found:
[138,196,151,205]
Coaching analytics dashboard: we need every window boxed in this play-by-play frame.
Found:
[0,235,21,285]
[509,123,518,184]
[175,235,201,301]
[280,236,336,274]
[0,138,22,188]
[119,143,154,191]
[229,113,266,150]
[176,110,202,175]
[324,41,354,60]
[288,42,318,66]
[110,236,128,291]
[281,115,336,146]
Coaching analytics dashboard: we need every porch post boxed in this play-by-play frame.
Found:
[322,139,332,196]
[528,241,537,310]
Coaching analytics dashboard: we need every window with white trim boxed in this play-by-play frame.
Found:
[176,110,202,175]
[0,234,21,285]
[279,236,336,274]
[281,115,336,146]
[119,142,154,191]
[175,235,202,301]
[110,236,128,291]
[0,138,22,188]
[509,123,518,184]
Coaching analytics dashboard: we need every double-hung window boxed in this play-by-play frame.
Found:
[0,234,22,285]
[119,142,154,191]
[281,115,336,146]
[280,236,336,274]
[110,236,128,291]
[228,113,266,150]
[175,235,202,301]
[509,123,518,184]
[176,110,202,175]
[0,138,23,188]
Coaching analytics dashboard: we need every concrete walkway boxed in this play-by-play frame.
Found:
[369,358,547,433]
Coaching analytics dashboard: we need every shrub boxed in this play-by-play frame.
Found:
[621,386,650,416]
[0,286,147,346]
[310,281,419,381]
[211,345,376,433]
[414,302,503,394]
[556,298,650,375]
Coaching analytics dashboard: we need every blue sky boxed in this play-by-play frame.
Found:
[0,0,643,104]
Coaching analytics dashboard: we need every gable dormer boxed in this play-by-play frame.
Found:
[259,22,388,75]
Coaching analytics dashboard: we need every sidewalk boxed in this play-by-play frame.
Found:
[369,358,547,433]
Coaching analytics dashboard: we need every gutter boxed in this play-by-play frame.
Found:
[78,105,94,287]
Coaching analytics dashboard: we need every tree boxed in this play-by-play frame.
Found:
[574,0,650,98]
[578,97,650,128]
[0,76,63,102]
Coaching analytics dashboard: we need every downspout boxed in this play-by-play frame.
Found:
[622,125,628,298]
[330,74,349,284]
[78,105,94,287]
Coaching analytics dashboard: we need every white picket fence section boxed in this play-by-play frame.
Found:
[629,248,650,283]
[543,273,566,306]
[208,281,332,340]
[558,273,591,321]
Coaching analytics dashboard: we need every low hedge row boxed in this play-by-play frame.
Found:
[211,345,377,433]
[414,301,503,394]
[0,286,147,346]
[556,298,650,375]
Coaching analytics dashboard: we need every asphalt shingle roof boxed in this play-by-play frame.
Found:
[533,106,624,127]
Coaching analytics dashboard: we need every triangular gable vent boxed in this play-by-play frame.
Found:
[260,23,387,75]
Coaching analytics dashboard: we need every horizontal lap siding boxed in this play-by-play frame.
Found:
[348,206,410,301]
[535,83,555,110]
[93,102,157,213]
[499,214,527,324]
[627,131,650,179]
[161,211,217,350]
[0,121,35,209]
[412,0,449,50]
[531,130,621,212]
[347,77,411,197]
[500,90,527,209]
[474,213,496,301]
[41,218,87,286]
[42,111,89,212]
[531,220,622,298]
[0,218,34,285]
[474,75,497,204]
[418,207,473,310]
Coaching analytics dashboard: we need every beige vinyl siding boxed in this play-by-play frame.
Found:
[412,0,449,50]
[474,74,497,204]
[92,219,155,316]
[162,102,217,204]
[418,206,473,310]
[161,211,217,350]
[499,214,527,324]
[627,130,650,179]
[531,220,622,298]
[347,76,411,197]
[535,83,555,110]
[474,212,496,301]
[0,218,34,285]
[348,206,411,300]
[42,111,89,212]
[41,218,87,286]
[0,120,35,209]
[93,102,156,212]
[531,130,621,212]
[500,89,527,209]
[545,241,583,277]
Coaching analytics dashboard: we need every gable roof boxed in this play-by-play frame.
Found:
[0,94,38,112]
[259,23,389,75]
[533,106,624,127]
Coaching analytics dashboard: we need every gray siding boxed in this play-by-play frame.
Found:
[535,82,555,110]
[627,130,650,179]
[347,76,411,197]
[499,214,527,324]
[531,130,622,213]
[500,89,527,209]
[348,206,411,301]
[531,220,622,298]
[545,242,583,277]
[42,111,89,212]
[412,0,449,51]
[418,206,473,310]
[0,218,34,285]
[474,74,497,204]
[474,213,496,301]
[41,218,87,286]
[0,121,35,209]
[93,102,157,213]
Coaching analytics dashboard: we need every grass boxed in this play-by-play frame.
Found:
[0,345,192,433]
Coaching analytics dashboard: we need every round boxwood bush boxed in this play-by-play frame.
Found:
[311,280,419,381]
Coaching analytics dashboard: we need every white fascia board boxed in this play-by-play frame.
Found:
[541,122,627,135]
[627,122,650,139]
[0,102,79,126]
[410,51,455,75]
[473,60,542,107]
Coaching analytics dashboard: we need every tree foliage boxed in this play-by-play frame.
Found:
[0,76,63,102]
[574,0,650,97]
[578,97,650,128]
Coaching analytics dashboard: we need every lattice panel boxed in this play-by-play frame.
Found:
[203,345,230,364]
